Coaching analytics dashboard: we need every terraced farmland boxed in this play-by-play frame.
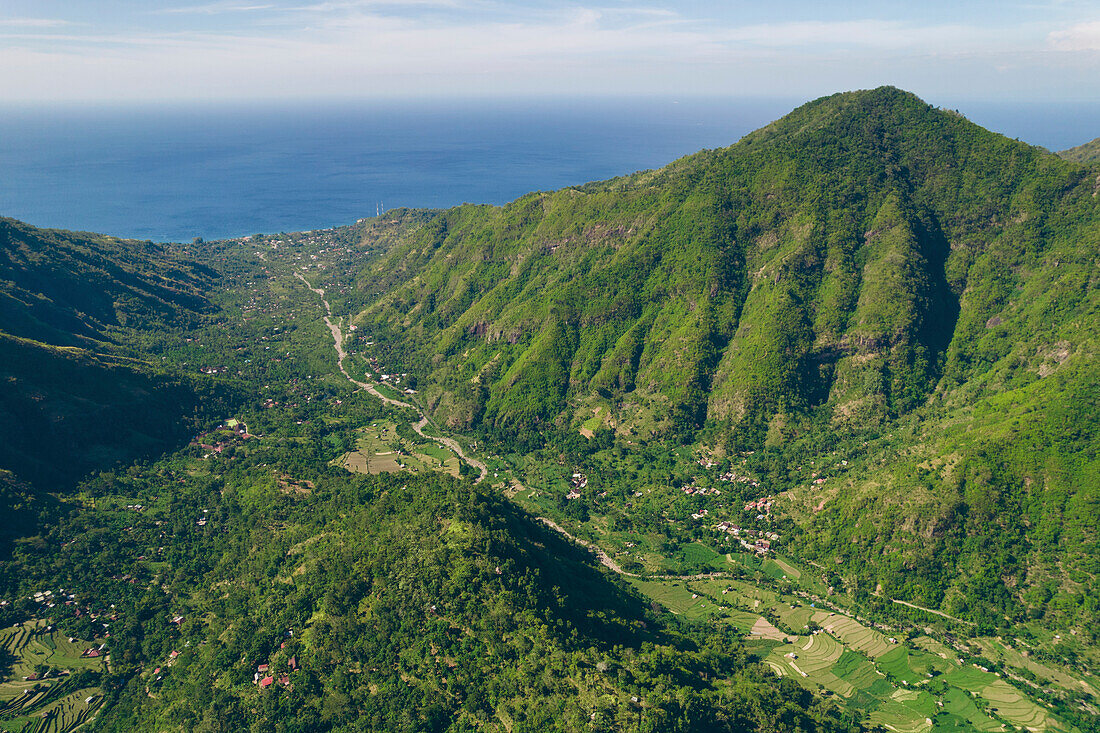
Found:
[621,576,1080,732]
[338,419,462,477]
[0,622,105,733]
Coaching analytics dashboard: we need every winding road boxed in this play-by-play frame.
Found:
[296,270,488,482]
[297,269,735,580]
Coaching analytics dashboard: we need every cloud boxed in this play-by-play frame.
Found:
[1048,20,1100,50]
[287,0,464,11]
[0,4,1096,102]
[710,19,1013,53]
[157,2,276,14]
[0,17,69,27]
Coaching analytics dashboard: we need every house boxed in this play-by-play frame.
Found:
[288,656,298,671]
[259,675,274,688]
[257,663,269,673]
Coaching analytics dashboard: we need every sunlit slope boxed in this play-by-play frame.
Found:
[348,86,1100,628]
[352,87,1097,442]
[1058,136,1100,164]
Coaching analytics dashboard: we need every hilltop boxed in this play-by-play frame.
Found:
[340,86,1100,633]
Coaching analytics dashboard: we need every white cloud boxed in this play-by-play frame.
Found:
[1048,20,1100,50]
[0,5,1096,101]
[287,0,465,11]
[157,2,276,14]
[0,17,69,27]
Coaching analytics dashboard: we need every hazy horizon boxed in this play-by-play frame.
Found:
[3,2,1099,103]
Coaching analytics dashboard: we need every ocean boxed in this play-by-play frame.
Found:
[1,97,1097,243]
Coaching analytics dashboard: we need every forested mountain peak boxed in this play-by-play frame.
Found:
[339,88,1098,649]
[0,88,1097,732]
[349,87,1096,445]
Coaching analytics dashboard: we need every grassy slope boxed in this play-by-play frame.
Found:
[352,88,1097,439]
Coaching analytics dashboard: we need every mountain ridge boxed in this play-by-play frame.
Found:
[1059,136,1100,164]
[349,86,1094,438]
[336,85,1099,632]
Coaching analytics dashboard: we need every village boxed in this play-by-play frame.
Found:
[190,417,253,458]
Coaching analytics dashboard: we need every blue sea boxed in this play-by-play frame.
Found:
[1,97,1097,243]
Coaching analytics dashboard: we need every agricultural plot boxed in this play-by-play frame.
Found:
[877,646,932,685]
[937,687,1003,731]
[578,405,610,438]
[338,420,461,478]
[814,612,895,659]
[865,699,933,733]
[765,632,856,696]
[980,679,1061,731]
[0,623,105,733]
[976,636,1100,701]
[678,542,723,569]
[626,579,725,621]
[775,604,815,631]
[830,650,881,691]
[622,576,1076,733]
[770,557,801,580]
[748,617,791,642]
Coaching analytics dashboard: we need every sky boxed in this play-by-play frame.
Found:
[2,1,1100,103]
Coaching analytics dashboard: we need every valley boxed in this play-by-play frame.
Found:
[281,217,1098,731]
[0,87,1097,732]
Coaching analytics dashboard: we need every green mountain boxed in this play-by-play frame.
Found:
[345,87,1099,629]
[0,217,215,347]
[1059,137,1100,164]
[352,88,1095,440]
[32,461,850,733]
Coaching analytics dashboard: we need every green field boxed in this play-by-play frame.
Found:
[618,575,1079,733]
[337,420,461,478]
[0,622,105,733]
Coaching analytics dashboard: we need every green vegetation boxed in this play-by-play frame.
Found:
[1,86,1098,731]
[1058,137,1100,164]
[340,86,1100,637]
[0,621,106,733]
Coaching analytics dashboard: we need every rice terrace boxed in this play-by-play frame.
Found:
[337,420,464,478]
[622,556,1089,732]
[0,620,106,732]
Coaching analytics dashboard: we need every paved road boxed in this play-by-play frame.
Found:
[295,271,413,409]
[892,599,975,625]
[297,270,487,482]
[298,269,735,578]
[412,416,488,483]
[536,517,636,575]
[535,517,735,581]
